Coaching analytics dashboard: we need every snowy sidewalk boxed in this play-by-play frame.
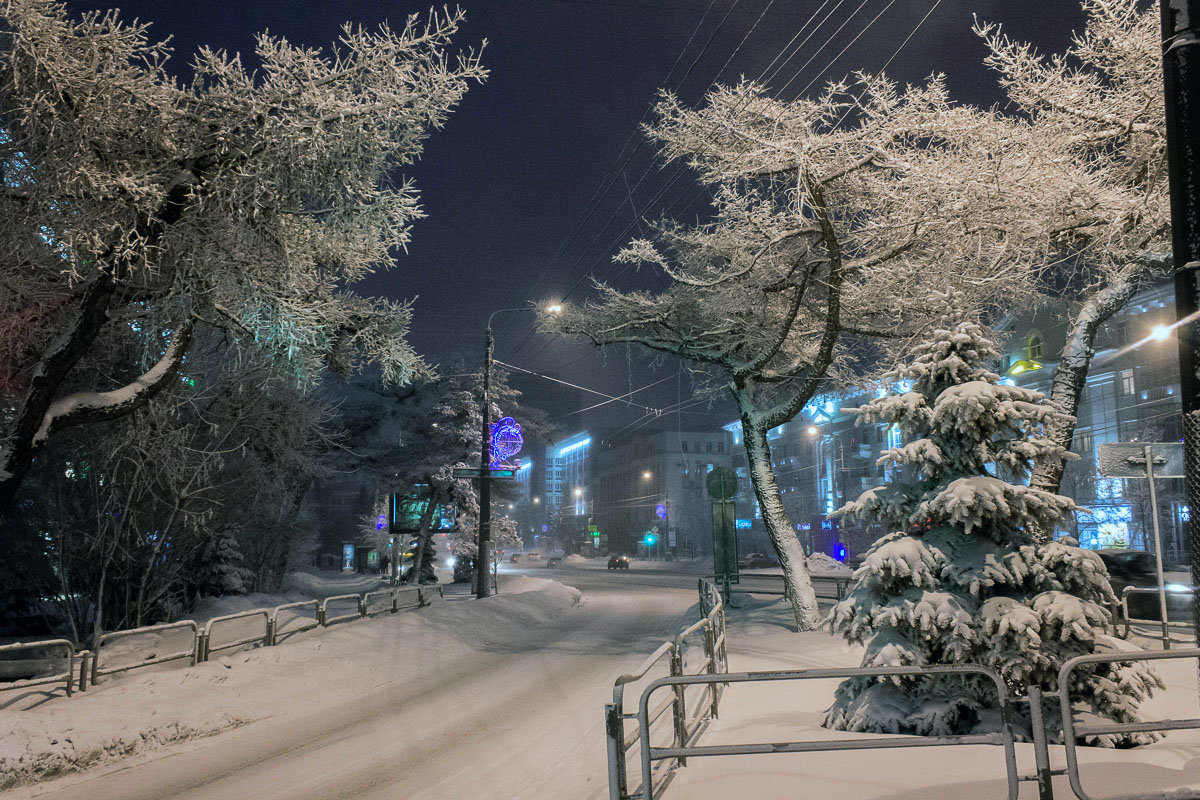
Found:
[661,596,1200,800]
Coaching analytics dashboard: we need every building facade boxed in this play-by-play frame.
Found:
[592,429,733,557]
[721,280,1188,564]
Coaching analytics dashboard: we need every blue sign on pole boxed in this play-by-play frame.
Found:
[490,416,524,468]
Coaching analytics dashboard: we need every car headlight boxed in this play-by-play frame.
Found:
[447,557,456,568]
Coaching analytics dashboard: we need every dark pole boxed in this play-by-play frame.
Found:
[1162,0,1200,643]
[476,325,494,599]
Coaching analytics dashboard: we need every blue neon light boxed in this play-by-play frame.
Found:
[557,437,591,457]
[376,514,387,531]
[833,543,846,561]
[490,417,524,468]
[655,503,667,519]
[735,519,752,529]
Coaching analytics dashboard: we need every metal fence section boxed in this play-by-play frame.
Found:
[200,610,270,661]
[706,573,851,603]
[319,593,364,626]
[270,600,320,645]
[0,639,75,697]
[634,664,1020,800]
[4,579,448,701]
[92,621,198,684]
[1058,648,1200,800]
[362,589,396,616]
[606,578,728,800]
[1116,586,1195,648]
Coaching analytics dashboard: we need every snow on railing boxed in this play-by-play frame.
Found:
[606,577,728,800]
[2,582,445,700]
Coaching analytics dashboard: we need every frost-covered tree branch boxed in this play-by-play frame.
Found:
[0,0,486,510]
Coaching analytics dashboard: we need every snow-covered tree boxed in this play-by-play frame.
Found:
[975,0,1170,512]
[551,76,1041,631]
[826,304,1160,743]
[0,0,486,510]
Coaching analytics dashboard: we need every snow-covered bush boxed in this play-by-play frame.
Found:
[826,304,1160,744]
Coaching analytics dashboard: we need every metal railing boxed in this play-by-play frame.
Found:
[606,578,727,800]
[200,610,270,661]
[319,593,365,626]
[1058,648,1200,800]
[0,639,76,697]
[5,581,448,700]
[1114,585,1195,648]
[706,573,851,602]
[270,600,320,645]
[632,664,1020,800]
[92,621,199,684]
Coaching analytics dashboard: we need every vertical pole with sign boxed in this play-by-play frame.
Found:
[706,467,740,604]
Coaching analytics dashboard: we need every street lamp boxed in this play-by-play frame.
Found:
[477,303,562,599]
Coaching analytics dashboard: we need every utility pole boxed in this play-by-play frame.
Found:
[477,325,494,600]
[1162,0,1200,643]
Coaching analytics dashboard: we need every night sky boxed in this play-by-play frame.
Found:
[64,0,1084,431]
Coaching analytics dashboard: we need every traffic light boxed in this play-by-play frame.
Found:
[644,533,657,546]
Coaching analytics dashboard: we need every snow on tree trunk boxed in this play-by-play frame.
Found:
[826,300,1161,745]
[743,417,820,631]
[1028,259,1161,538]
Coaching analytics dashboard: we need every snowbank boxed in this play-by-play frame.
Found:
[564,554,591,564]
[807,552,852,576]
[0,578,581,790]
[281,567,388,597]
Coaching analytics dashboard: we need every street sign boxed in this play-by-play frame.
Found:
[706,466,738,501]
[1095,441,1182,650]
[1097,442,1184,478]
[452,467,516,480]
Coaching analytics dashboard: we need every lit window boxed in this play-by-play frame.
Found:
[1120,369,1135,395]
[1027,334,1042,360]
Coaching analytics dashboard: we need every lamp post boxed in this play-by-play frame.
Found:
[476,303,561,599]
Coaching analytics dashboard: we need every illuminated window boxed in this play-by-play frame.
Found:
[1120,368,1135,395]
[1027,334,1042,360]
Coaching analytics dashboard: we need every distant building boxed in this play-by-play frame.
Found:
[1001,280,1185,557]
[545,431,593,553]
[721,280,1188,563]
[593,429,733,557]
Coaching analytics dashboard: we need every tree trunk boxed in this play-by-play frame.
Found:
[743,415,821,631]
[1029,269,1149,541]
[410,485,439,584]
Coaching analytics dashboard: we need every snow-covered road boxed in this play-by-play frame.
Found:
[4,570,701,800]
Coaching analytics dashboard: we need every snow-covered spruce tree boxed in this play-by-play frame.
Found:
[826,310,1160,744]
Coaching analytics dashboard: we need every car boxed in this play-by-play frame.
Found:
[546,556,562,568]
[608,555,630,570]
[738,552,778,569]
[510,553,520,562]
[1096,549,1191,621]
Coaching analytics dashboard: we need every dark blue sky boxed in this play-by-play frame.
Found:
[65,0,1084,429]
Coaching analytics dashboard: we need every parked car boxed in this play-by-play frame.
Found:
[1096,549,1191,621]
[546,556,562,568]
[738,552,778,569]
[510,553,520,562]
[607,555,630,570]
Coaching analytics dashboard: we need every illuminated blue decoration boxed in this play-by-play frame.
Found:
[833,543,847,561]
[735,519,752,529]
[655,503,667,519]
[542,524,549,532]
[490,416,524,468]
[376,514,387,531]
